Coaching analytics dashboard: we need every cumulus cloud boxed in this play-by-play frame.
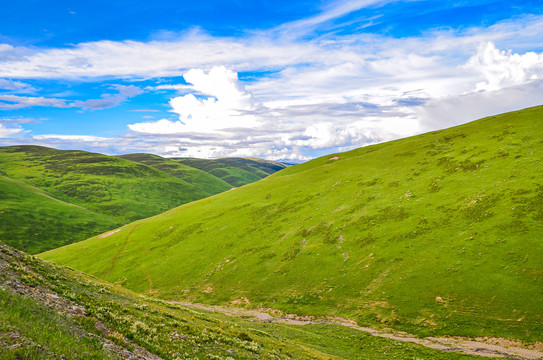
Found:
[2,6,543,161]
[130,66,258,134]
[464,42,543,91]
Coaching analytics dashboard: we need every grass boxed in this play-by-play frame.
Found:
[0,174,119,254]
[174,157,288,187]
[117,153,233,195]
[0,145,210,224]
[0,146,286,254]
[41,106,543,343]
[1,243,477,359]
[0,289,115,359]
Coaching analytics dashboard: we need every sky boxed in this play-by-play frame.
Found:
[1,0,543,162]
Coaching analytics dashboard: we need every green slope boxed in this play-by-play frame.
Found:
[42,106,543,342]
[118,153,232,195]
[1,244,476,359]
[174,157,288,187]
[0,145,210,223]
[0,174,120,254]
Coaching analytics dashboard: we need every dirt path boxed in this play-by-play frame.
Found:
[171,301,543,360]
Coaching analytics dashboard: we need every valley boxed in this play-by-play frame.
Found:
[39,106,543,354]
[0,146,285,253]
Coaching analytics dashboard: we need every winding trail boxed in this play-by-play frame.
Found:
[171,301,543,360]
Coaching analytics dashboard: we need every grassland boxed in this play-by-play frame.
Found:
[174,157,288,187]
[0,146,284,254]
[0,145,210,223]
[118,153,232,195]
[1,243,479,359]
[0,174,119,254]
[42,106,543,343]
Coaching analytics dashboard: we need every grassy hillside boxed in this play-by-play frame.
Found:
[0,145,210,223]
[42,106,543,342]
[118,153,232,195]
[1,243,477,359]
[0,174,120,254]
[174,157,288,187]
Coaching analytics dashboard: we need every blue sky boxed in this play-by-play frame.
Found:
[1,0,543,161]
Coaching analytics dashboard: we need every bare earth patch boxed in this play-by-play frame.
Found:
[99,229,121,238]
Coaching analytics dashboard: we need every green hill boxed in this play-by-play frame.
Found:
[0,174,120,254]
[174,157,288,187]
[0,146,286,255]
[117,153,232,195]
[0,146,210,224]
[1,243,478,359]
[41,106,543,342]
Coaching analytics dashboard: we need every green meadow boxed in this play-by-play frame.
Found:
[1,244,477,359]
[41,106,543,342]
[0,174,119,254]
[174,157,288,187]
[0,146,283,254]
[117,153,233,195]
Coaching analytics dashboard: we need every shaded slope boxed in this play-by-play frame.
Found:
[0,145,209,223]
[174,157,288,187]
[0,243,478,359]
[42,106,543,342]
[118,153,232,195]
[0,175,119,254]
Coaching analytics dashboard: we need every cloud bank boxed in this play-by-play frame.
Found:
[1,4,543,161]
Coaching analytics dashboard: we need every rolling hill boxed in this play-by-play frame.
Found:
[0,146,285,254]
[1,242,480,359]
[117,153,233,195]
[0,145,210,223]
[174,157,288,187]
[41,106,543,343]
[0,174,120,254]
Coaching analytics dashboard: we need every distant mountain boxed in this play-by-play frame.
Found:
[0,146,284,253]
[173,157,288,187]
[117,153,232,195]
[42,106,543,343]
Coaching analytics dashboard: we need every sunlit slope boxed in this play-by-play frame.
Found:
[118,153,232,195]
[174,157,288,187]
[0,175,119,254]
[42,106,543,341]
[2,243,476,359]
[0,145,209,223]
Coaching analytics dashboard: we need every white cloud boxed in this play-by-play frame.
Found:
[464,42,543,91]
[0,85,143,110]
[2,8,543,161]
[130,66,259,134]
[275,0,393,35]
[33,134,112,142]
[0,124,24,137]
[417,79,543,132]
[0,116,44,124]
[0,95,70,109]
[127,119,187,134]
[0,79,36,92]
